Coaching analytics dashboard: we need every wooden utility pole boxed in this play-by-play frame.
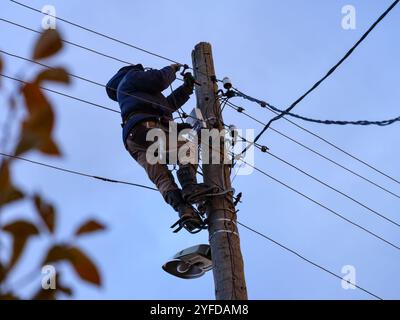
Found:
[192,42,248,300]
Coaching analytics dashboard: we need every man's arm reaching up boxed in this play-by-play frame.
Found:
[123,64,181,93]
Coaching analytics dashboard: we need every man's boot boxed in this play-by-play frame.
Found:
[165,189,204,233]
[177,165,213,204]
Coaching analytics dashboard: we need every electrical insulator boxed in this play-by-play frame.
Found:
[228,124,237,136]
[228,124,238,146]
[222,77,232,90]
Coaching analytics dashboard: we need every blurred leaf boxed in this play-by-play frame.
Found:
[52,273,73,297]
[0,292,19,300]
[3,220,40,235]
[44,245,101,286]
[33,194,56,233]
[35,67,70,84]
[15,134,38,156]
[3,220,39,269]
[57,282,73,297]
[33,29,62,60]
[67,247,101,286]
[15,83,61,156]
[15,83,52,154]
[43,245,69,264]
[0,261,5,282]
[38,137,62,156]
[75,220,105,236]
[0,161,24,208]
[32,288,56,300]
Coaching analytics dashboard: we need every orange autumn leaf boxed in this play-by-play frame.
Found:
[33,29,63,60]
[38,137,62,156]
[75,220,106,236]
[67,247,101,286]
[35,67,70,84]
[44,245,101,286]
[15,83,61,156]
[0,161,24,208]
[33,194,56,233]
[3,220,40,269]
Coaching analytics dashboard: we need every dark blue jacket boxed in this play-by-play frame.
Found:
[108,66,192,143]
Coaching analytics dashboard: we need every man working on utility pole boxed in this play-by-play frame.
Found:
[106,63,209,233]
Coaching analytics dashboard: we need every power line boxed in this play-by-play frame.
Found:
[3,2,395,299]
[0,79,394,299]
[0,152,158,191]
[226,101,400,199]
[6,47,396,203]
[0,50,179,115]
[9,0,180,65]
[236,221,382,300]
[9,0,222,82]
[0,69,205,178]
[281,112,400,186]
[0,18,186,83]
[234,88,400,126]
[123,101,400,236]
[2,45,399,249]
[244,0,400,147]
[234,156,400,252]
[2,72,398,251]
[4,17,398,191]
[119,94,400,251]
[0,18,133,65]
[223,138,396,298]
[261,101,400,127]
[265,150,400,228]
[0,70,232,202]
[8,0,399,128]
[225,114,400,228]
[4,7,399,187]
[0,115,388,299]
[0,152,380,299]
[0,73,120,114]
[2,50,383,213]
[0,50,154,110]
[259,153,395,223]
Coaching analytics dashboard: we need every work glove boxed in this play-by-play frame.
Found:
[183,72,196,92]
[170,63,183,73]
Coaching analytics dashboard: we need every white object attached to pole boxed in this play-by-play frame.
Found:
[162,244,212,279]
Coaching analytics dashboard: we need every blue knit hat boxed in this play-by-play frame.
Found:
[106,64,144,101]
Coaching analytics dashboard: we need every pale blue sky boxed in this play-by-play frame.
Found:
[0,0,399,299]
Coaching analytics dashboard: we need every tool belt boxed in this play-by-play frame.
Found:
[141,120,159,128]
[121,111,162,128]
